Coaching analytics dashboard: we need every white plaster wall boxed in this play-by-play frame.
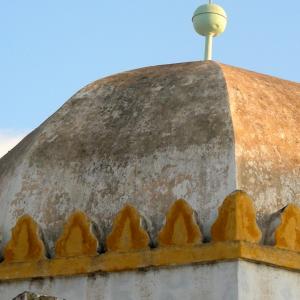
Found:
[1,262,238,300]
[238,261,300,300]
[1,261,300,300]
[0,261,300,300]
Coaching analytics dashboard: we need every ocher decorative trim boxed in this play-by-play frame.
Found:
[106,205,150,252]
[1,191,300,282]
[55,211,98,258]
[158,199,202,247]
[211,190,262,243]
[275,204,300,251]
[4,215,45,263]
[1,242,300,281]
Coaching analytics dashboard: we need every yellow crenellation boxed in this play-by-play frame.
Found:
[158,199,202,247]
[1,190,300,281]
[211,190,262,243]
[106,205,150,252]
[4,215,46,263]
[55,211,98,258]
[275,204,300,251]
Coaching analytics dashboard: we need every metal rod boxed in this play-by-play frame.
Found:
[204,35,213,60]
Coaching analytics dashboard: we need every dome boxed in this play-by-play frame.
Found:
[0,61,299,251]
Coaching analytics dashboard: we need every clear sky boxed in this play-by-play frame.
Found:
[0,0,299,156]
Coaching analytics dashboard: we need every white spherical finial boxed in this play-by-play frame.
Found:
[192,3,227,60]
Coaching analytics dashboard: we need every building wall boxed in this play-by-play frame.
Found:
[1,261,300,300]
[1,262,237,300]
[238,261,300,300]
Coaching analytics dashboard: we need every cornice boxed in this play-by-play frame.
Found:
[1,190,300,281]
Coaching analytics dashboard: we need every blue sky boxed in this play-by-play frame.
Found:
[0,0,299,156]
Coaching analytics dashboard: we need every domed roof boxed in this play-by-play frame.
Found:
[0,61,299,251]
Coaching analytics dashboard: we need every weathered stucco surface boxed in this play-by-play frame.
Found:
[0,61,299,254]
[2,261,300,300]
[0,61,236,252]
[221,65,300,232]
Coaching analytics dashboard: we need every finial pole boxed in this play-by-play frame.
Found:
[205,35,213,60]
[206,0,213,60]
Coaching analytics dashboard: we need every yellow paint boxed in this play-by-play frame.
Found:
[158,199,202,247]
[4,215,45,263]
[2,194,300,282]
[275,204,300,251]
[55,211,98,258]
[211,190,261,243]
[172,215,188,245]
[1,241,300,281]
[106,205,150,252]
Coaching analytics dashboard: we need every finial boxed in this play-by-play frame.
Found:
[192,1,227,60]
